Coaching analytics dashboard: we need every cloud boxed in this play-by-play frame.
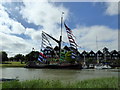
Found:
[72,25,118,52]
[20,1,70,48]
[105,2,119,16]
[0,4,25,34]
[0,2,69,57]
[0,32,36,57]
[0,1,118,57]
[0,3,37,57]
[20,1,69,35]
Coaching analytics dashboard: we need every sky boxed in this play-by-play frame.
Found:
[0,0,119,57]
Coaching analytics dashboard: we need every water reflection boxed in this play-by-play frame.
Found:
[1,67,118,82]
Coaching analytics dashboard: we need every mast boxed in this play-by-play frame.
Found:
[96,36,99,63]
[59,12,64,58]
[61,12,64,37]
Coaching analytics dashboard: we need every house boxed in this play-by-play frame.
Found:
[80,50,89,61]
[54,46,59,57]
[43,46,54,58]
[96,50,104,60]
[111,50,118,60]
[102,47,111,60]
[118,51,120,59]
[104,51,111,60]
[89,50,96,60]
[63,46,70,53]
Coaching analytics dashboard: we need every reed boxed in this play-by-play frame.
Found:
[2,77,118,88]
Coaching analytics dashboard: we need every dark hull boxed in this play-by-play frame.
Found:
[109,65,120,68]
[25,64,82,69]
[0,78,18,82]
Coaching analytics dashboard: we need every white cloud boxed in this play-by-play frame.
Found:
[0,32,36,57]
[0,4,25,34]
[20,1,69,35]
[0,3,37,57]
[105,2,119,16]
[25,28,43,41]
[0,2,69,57]
[0,2,118,57]
[20,1,70,48]
[72,25,118,52]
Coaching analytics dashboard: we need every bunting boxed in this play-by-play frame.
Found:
[64,23,77,49]
[38,52,47,63]
[41,31,52,51]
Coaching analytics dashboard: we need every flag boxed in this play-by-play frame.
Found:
[64,23,76,38]
[64,23,78,49]
[38,52,47,63]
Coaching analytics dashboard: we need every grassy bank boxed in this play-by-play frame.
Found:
[2,77,118,88]
[0,62,26,67]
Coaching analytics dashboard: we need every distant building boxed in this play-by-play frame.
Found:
[42,46,120,62]
[80,50,89,62]
[89,50,96,60]
[111,50,118,60]
[43,46,54,58]
[118,51,120,59]
[63,46,70,53]
[96,50,104,60]
[54,46,59,57]
[104,50,111,60]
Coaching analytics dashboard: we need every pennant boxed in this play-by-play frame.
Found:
[64,23,78,49]
[64,23,71,31]
[68,35,73,39]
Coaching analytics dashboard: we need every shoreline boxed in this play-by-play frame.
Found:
[0,61,26,67]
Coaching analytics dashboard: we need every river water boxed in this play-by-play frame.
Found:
[0,67,119,82]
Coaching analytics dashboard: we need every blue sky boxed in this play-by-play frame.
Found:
[60,2,118,29]
[0,1,119,57]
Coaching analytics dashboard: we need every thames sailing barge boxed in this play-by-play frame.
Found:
[25,13,82,69]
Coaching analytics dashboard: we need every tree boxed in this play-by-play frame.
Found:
[9,57,14,61]
[60,52,65,59]
[25,51,39,62]
[0,51,8,62]
[65,51,76,63]
[14,54,25,64]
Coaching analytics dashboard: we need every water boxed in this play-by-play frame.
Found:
[0,67,119,82]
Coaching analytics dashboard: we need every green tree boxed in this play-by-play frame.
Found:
[14,54,25,64]
[0,51,8,62]
[60,52,65,61]
[25,51,39,62]
[65,51,76,64]
[9,57,14,61]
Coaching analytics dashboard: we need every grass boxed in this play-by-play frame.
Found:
[2,77,119,88]
[0,61,26,67]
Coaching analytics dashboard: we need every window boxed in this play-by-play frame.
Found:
[45,51,47,54]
